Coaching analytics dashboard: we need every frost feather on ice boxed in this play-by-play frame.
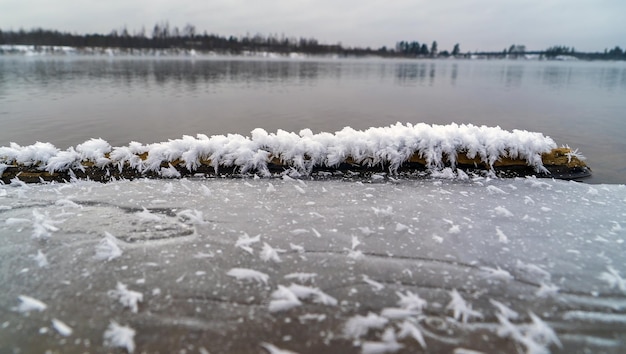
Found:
[397,320,426,348]
[52,318,73,336]
[480,266,514,281]
[380,307,419,320]
[135,207,162,222]
[31,209,60,239]
[396,290,427,312]
[15,295,47,313]
[227,268,269,285]
[94,232,123,261]
[496,312,561,354]
[343,312,389,339]
[108,282,143,313]
[103,321,136,353]
[260,342,300,354]
[31,250,49,268]
[286,283,337,306]
[235,233,260,254]
[490,299,519,320]
[268,285,302,312]
[598,266,626,293]
[260,242,286,262]
[284,272,317,282]
[446,289,483,323]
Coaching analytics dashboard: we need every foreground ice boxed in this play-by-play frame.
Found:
[0,176,624,353]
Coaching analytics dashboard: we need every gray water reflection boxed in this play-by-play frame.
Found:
[0,57,625,183]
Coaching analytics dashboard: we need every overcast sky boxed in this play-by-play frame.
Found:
[1,0,624,52]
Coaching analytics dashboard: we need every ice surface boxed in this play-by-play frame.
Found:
[0,176,625,353]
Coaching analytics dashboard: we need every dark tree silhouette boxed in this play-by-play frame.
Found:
[452,43,460,56]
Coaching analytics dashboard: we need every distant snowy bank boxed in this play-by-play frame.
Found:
[0,44,313,59]
[0,123,573,182]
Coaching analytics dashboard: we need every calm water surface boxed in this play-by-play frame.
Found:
[0,56,624,183]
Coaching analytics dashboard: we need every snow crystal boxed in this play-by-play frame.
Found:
[103,321,136,353]
[395,223,409,232]
[446,289,483,323]
[380,307,419,319]
[94,232,123,261]
[235,233,260,254]
[55,198,82,209]
[359,227,375,236]
[5,217,30,225]
[448,224,461,234]
[298,313,327,323]
[397,320,426,348]
[496,312,561,354]
[269,285,302,312]
[31,250,49,268]
[453,349,485,354]
[372,206,394,217]
[159,164,182,178]
[285,283,337,306]
[361,339,403,354]
[526,313,563,351]
[135,207,162,222]
[516,260,551,281]
[495,227,509,243]
[227,268,269,285]
[562,311,626,323]
[31,209,60,239]
[362,275,385,291]
[524,196,535,205]
[176,209,206,225]
[598,266,626,293]
[489,299,519,320]
[52,318,73,336]
[260,342,300,354]
[493,206,514,218]
[289,243,305,254]
[108,282,143,313]
[351,235,362,249]
[486,185,507,195]
[343,312,389,339]
[15,295,47,313]
[284,272,317,282]
[260,242,286,262]
[396,290,427,311]
[480,266,514,281]
[535,283,559,297]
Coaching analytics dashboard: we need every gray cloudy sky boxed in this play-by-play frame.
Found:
[1,0,624,52]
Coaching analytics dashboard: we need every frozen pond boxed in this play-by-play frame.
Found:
[1,176,625,353]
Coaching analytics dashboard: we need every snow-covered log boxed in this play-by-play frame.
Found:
[0,123,590,183]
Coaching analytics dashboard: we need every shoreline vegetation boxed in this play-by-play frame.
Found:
[1,25,624,61]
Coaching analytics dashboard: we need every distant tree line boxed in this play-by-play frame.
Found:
[474,44,626,61]
[0,24,381,56]
[0,24,624,60]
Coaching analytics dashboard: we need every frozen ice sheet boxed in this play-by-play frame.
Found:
[0,176,625,353]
